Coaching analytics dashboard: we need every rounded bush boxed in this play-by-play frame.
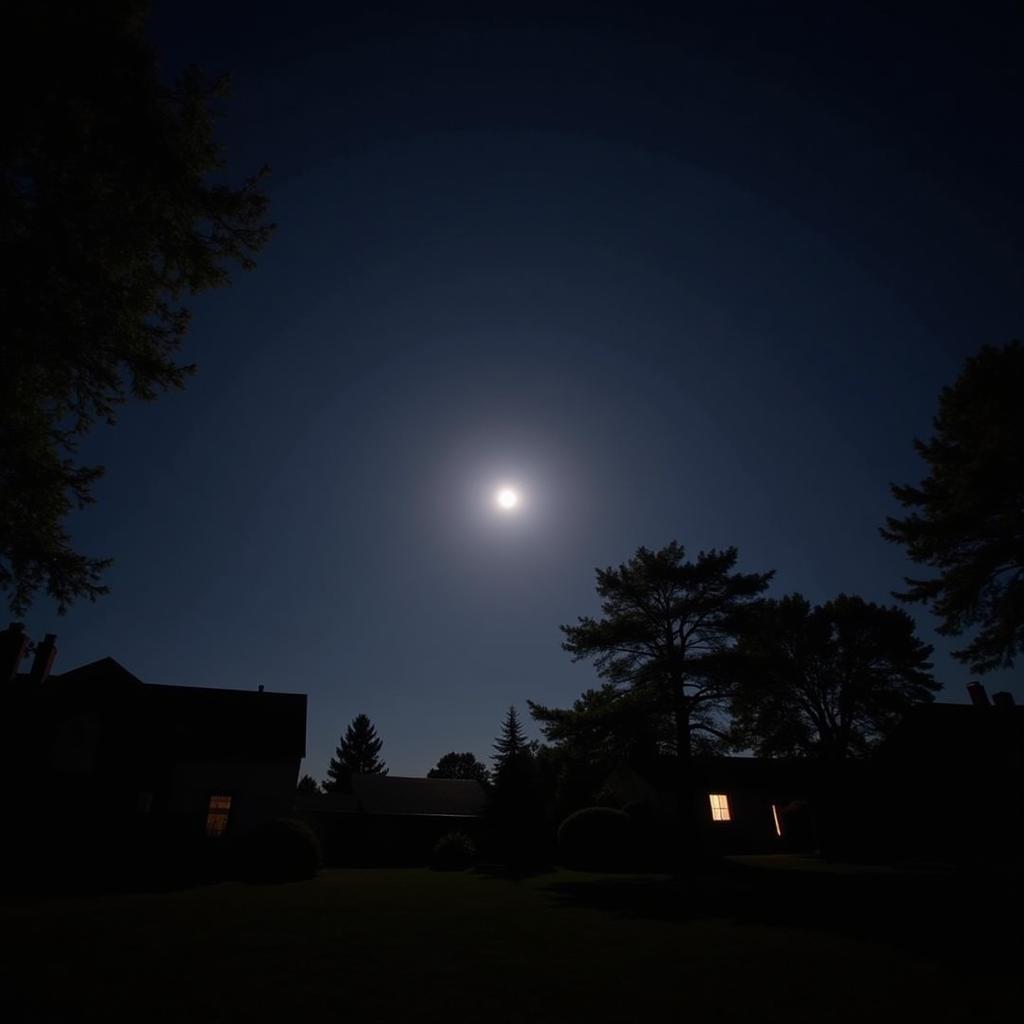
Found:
[431,831,477,871]
[557,806,636,871]
[239,818,322,883]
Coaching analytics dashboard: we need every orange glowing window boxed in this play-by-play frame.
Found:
[709,793,731,821]
[205,794,232,837]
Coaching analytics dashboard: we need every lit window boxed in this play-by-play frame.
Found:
[771,803,783,837]
[709,793,731,821]
[205,794,232,837]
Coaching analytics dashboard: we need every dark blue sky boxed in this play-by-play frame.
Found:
[23,3,1024,777]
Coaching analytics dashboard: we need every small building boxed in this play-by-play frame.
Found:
[296,774,488,865]
[1,623,307,872]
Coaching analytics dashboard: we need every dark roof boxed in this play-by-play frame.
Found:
[14,657,143,697]
[142,684,307,760]
[295,792,359,814]
[49,657,143,688]
[13,657,307,761]
[876,701,1024,766]
[351,775,487,817]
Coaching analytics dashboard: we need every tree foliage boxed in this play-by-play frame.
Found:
[296,774,321,795]
[1,3,273,615]
[323,714,387,791]
[554,543,773,765]
[491,706,529,772]
[543,543,772,859]
[487,706,548,869]
[882,341,1024,672]
[427,751,491,785]
[529,685,672,820]
[531,684,667,765]
[730,593,938,760]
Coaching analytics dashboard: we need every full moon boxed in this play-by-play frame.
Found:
[496,487,520,511]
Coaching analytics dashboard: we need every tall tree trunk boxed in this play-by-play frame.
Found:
[672,682,702,865]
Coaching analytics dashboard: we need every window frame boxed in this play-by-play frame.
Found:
[708,793,731,822]
[205,793,233,838]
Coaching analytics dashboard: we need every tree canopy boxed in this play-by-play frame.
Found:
[323,714,388,791]
[530,683,669,768]
[882,341,1024,672]
[554,543,773,765]
[1,3,273,615]
[427,752,491,785]
[730,593,938,760]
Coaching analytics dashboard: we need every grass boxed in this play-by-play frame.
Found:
[2,860,1020,1022]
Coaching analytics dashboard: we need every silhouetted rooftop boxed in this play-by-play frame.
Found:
[143,683,307,759]
[295,792,359,814]
[352,775,488,817]
[877,700,1024,763]
[12,656,307,760]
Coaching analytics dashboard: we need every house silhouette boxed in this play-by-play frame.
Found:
[1,623,306,883]
[296,775,488,865]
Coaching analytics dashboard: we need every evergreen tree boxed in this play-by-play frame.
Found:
[428,752,491,785]
[296,774,321,795]
[882,341,1024,671]
[556,543,772,765]
[549,542,773,856]
[488,706,548,871]
[323,714,387,792]
[492,706,528,772]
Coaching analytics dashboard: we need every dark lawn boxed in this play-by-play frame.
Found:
[2,860,1020,1022]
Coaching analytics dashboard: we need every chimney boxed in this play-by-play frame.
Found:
[967,681,991,707]
[1,623,29,684]
[991,691,1016,710]
[27,633,58,685]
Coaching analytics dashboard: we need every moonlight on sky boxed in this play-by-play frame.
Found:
[495,486,520,511]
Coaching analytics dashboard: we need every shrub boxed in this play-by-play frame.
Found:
[558,806,636,871]
[432,831,477,871]
[239,818,322,883]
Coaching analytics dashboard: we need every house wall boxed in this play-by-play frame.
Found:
[163,756,303,837]
[697,788,795,855]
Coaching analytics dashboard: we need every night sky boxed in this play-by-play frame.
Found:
[21,3,1024,778]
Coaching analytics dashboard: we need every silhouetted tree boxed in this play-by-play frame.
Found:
[427,752,491,785]
[531,683,671,764]
[529,684,669,822]
[487,709,547,871]
[731,593,938,760]
[551,542,773,854]
[491,706,529,772]
[323,714,387,792]
[296,774,321,795]
[882,341,1024,672]
[1,3,273,616]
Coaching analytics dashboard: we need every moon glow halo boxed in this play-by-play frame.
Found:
[495,487,520,511]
